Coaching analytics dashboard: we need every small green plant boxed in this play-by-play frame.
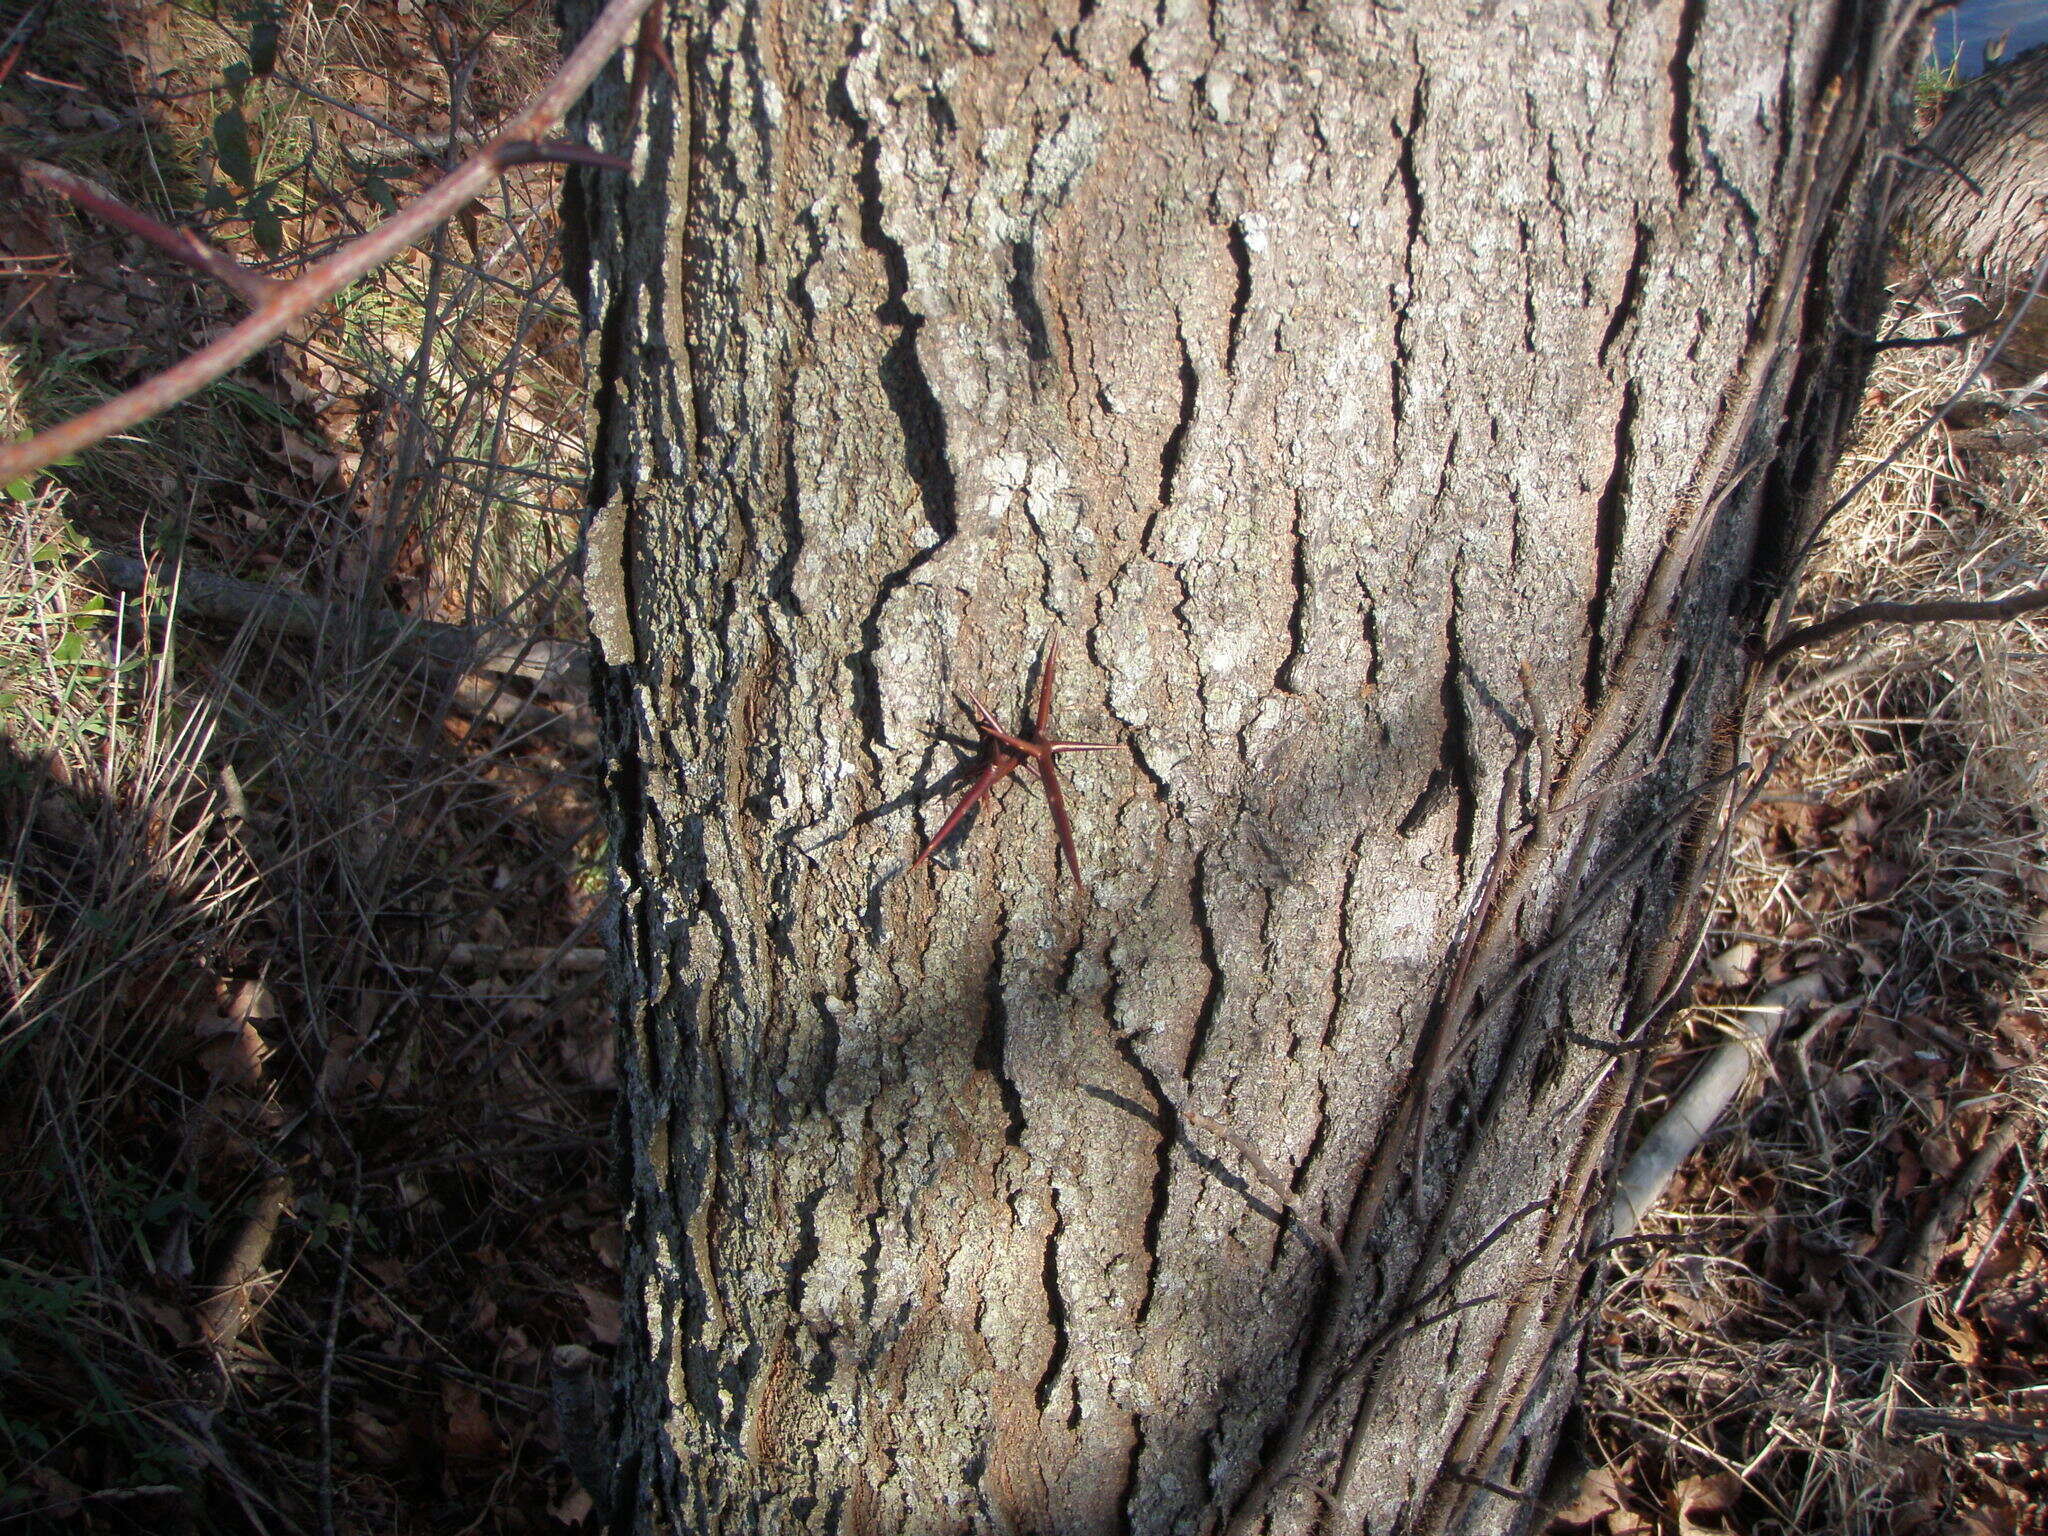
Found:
[1916,44,1963,116]
[201,3,294,254]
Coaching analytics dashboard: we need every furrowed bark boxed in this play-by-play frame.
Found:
[570,2,1915,1530]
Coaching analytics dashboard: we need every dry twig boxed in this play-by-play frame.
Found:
[92,551,587,689]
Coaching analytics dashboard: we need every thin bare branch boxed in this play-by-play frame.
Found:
[15,158,280,304]
[92,551,587,689]
[1763,582,2048,671]
[0,0,658,485]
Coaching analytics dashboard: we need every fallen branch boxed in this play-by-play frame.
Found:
[1883,1406,2048,1447]
[1886,1115,2025,1365]
[0,0,657,485]
[1763,583,2048,672]
[197,1173,293,1354]
[93,551,587,690]
[1603,969,1831,1241]
[1766,1396,2048,1448]
[444,943,608,973]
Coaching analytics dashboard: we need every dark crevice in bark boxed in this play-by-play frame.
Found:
[837,77,958,762]
[696,877,751,1037]
[977,927,1026,1146]
[1598,222,1652,367]
[1118,1415,1147,1536]
[1667,0,1704,196]
[787,1186,826,1316]
[720,1341,761,1436]
[1441,579,1478,872]
[1184,848,1227,1075]
[812,991,841,1106]
[856,1199,884,1357]
[1583,380,1637,703]
[1159,331,1198,506]
[1398,767,1453,839]
[1358,574,1381,692]
[1275,490,1308,692]
[1519,217,1539,353]
[1321,838,1365,1053]
[1390,70,1426,453]
[1008,238,1054,364]
[1654,654,1695,754]
[769,382,805,615]
[1036,1220,1070,1412]
[1293,1093,1330,1219]
[1225,218,1253,372]
[1111,1029,1176,1326]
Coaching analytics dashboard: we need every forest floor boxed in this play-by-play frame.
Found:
[1,6,2044,1535]
[1572,290,2048,1535]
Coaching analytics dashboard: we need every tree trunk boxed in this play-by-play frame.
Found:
[568,3,1915,1530]
[1901,40,2048,285]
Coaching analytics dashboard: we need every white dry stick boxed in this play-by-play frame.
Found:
[1604,969,1832,1241]
[197,1173,295,1353]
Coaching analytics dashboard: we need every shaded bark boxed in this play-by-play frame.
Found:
[570,2,1915,1531]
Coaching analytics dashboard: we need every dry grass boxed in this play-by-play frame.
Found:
[1,3,615,1531]
[1575,288,2048,1535]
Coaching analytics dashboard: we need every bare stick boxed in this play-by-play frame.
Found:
[93,551,587,689]
[1763,583,2048,671]
[16,159,280,304]
[317,1150,360,1536]
[1886,1115,2024,1365]
[0,0,659,485]
[1603,970,1831,1241]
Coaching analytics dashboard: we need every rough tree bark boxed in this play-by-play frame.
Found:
[1901,40,2048,284]
[567,2,1917,1531]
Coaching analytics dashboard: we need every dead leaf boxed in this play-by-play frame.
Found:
[576,1281,622,1346]
[441,1381,501,1462]
[1707,940,1760,989]
[229,977,281,1023]
[1671,1472,1743,1535]
[1552,1462,1627,1527]
[2027,909,2048,957]
[1928,1306,1981,1367]
[551,1484,595,1525]
[349,1406,409,1467]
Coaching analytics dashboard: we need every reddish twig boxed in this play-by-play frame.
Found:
[0,0,659,486]
[16,159,280,305]
[0,0,56,90]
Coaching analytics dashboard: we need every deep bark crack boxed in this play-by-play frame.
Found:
[837,76,959,764]
[1583,380,1638,703]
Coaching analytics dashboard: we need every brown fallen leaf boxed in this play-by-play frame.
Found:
[576,1281,622,1347]
[442,1380,502,1462]
[1551,1461,1627,1528]
[1671,1471,1743,1536]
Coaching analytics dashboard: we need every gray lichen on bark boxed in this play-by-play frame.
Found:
[566,0,1914,1530]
